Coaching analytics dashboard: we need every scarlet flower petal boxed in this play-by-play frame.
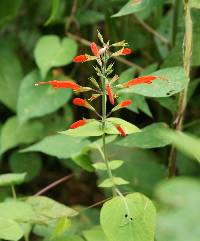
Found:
[122,48,132,55]
[119,100,132,108]
[106,83,114,105]
[35,80,81,90]
[73,55,88,63]
[90,42,99,57]
[70,119,87,129]
[115,124,126,137]
[122,76,159,88]
[73,98,86,107]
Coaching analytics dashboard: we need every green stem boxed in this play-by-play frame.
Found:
[11,185,16,199]
[101,53,117,196]
[168,0,192,177]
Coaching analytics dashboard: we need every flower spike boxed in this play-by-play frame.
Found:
[70,119,87,129]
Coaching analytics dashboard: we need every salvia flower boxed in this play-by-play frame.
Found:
[121,76,160,88]
[115,124,126,137]
[35,80,81,91]
[73,55,88,63]
[119,100,132,108]
[73,98,95,111]
[122,48,132,55]
[70,119,87,129]
[106,83,114,105]
[90,42,100,57]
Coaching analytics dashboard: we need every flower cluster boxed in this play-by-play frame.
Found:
[35,32,163,136]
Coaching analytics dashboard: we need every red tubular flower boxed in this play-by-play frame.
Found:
[90,42,99,57]
[122,48,132,55]
[73,55,88,63]
[73,98,86,107]
[122,76,159,88]
[106,83,114,105]
[35,80,81,91]
[70,119,87,129]
[115,124,126,137]
[119,100,132,108]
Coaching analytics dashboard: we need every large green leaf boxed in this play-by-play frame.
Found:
[9,152,42,181]
[0,116,43,155]
[0,218,23,241]
[61,118,140,137]
[118,67,189,97]
[83,226,108,241]
[155,178,200,241]
[21,134,90,159]
[17,70,72,123]
[0,0,23,28]
[189,0,200,9]
[0,41,23,110]
[26,196,77,224]
[105,118,140,135]
[159,129,200,163]
[0,200,35,222]
[112,0,164,18]
[116,123,171,148]
[52,235,84,241]
[100,193,156,241]
[0,173,26,187]
[34,35,77,78]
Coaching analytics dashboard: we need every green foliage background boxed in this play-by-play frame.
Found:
[0,0,200,241]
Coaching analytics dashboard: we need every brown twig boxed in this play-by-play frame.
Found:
[133,15,172,48]
[34,174,74,196]
[67,32,144,72]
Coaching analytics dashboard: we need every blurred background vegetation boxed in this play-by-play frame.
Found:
[0,0,200,241]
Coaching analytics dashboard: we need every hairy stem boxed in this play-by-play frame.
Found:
[11,185,17,199]
[168,0,192,177]
[101,54,116,196]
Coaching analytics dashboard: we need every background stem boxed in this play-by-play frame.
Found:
[168,0,192,177]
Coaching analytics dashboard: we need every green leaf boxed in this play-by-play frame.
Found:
[51,217,71,239]
[112,0,164,18]
[83,226,108,241]
[45,0,61,25]
[17,70,72,123]
[92,160,124,171]
[0,116,43,155]
[26,196,78,224]
[9,152,42,181]
[52,235,84,241]
[105,117,140,135]
[0,218,23,241]
[0,40,23,110]
[159,129,200,163]
[34,35,78,78]
[118,67,189,97]
[0,173,26,187]
[116,123,171,148]
[155,178,200,241]
[21,134,90,159]
[60,120,103,137]
[99,177,129,188]
[76,10,105,26]
[0,200,36,222]
[0,0,23,29]
[100,193,156,241]
[72,153,94,172]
